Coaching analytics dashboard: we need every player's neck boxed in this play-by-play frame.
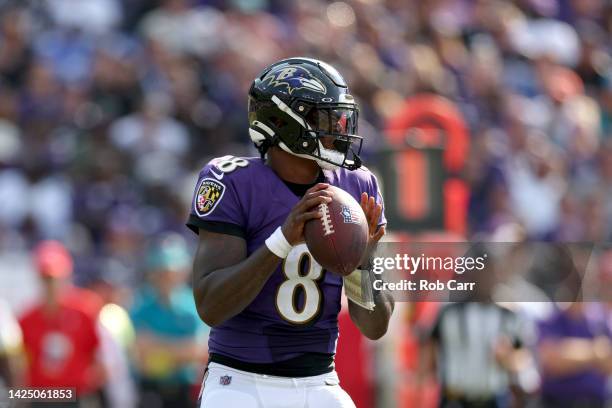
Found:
[267,147,321,184]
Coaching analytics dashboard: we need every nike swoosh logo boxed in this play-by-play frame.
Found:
[210,168,224,180]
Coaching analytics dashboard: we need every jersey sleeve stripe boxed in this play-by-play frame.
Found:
[186,215,246,238]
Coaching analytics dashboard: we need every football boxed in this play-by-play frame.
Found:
[304,185,369,276]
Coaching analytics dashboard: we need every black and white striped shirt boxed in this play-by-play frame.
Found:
[430,302,526,398]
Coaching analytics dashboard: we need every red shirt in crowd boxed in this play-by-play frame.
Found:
[19,288,103,395]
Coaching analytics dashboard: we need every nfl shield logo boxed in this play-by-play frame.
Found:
[219,375,232,386]
[340,205,360,224]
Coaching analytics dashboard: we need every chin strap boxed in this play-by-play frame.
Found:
[344,152,362,170]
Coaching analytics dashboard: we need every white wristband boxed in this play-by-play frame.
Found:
[265,227,293,259]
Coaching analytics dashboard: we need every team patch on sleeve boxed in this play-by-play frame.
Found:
[195,178,226,217]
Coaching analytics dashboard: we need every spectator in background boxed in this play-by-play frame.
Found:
[109,91,190,188]
[538,302,612,408]
[43,0,122,35]
[86,265,138,408]
[130,233,208,408]
[97,303,137,408]
[138,0,223,57]
[19,241,106,407]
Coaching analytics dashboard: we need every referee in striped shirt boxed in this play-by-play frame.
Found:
[421,246,533,408]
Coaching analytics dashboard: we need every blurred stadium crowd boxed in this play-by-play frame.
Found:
[0,0,611,407]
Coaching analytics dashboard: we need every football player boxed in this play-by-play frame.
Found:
[188,57,394,408]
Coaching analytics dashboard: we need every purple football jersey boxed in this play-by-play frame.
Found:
[187,155,385,364]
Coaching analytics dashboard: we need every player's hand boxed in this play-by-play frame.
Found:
[493,336,513,366]
[282,183,333,245]
[359,192,385,267]
[360,192,385,244]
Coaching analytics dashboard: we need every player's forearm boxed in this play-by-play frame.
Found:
[539,338,607,375]
[348,290,394,340]
[194,246,281,327]
[506,349,531,373]
[350,238,394,340]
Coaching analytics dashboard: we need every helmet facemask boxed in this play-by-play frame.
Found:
[249,95,363,170]
[304,105,362,170]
